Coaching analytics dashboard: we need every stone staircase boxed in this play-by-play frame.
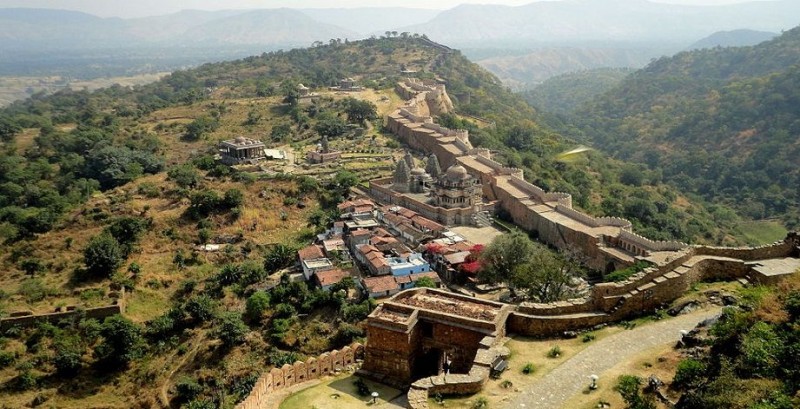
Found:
[472,211,493,228]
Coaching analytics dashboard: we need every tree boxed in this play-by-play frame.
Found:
[415,276,437,288]
[0,116,21,143]
[264,243,297,272]
[167,164,200,189]
[343,98,378,123]
[83,233,124,278]
[478,232,535,284]
[511,249,582,302]
[53,337,83,376]
[105,216,151,256]
[94,315,146,369]
[183,116,219,141]
[245,291,271,322]
[314,115,348,138]
[214,312,248,348]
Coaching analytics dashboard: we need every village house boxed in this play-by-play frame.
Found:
[298,244,334,280]
[362,271,441,299]
[312,268,351,291]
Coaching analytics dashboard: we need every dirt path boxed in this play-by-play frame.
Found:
[502,308,720,409]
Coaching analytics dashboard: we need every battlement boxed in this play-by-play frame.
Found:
[618,230,688,253]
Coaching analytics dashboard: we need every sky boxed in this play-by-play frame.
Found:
[0,0,777,18]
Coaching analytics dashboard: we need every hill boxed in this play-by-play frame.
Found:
[399,0,800,47]
[0,35,773,407]
[477,47,652,90]
[522,68,633,114]
[688,29,778,50]
[570,26,800,230]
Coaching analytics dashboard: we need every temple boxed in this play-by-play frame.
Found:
[219,137,267,165]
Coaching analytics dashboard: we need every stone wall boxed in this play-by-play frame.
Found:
[0,289,126,330]
[234,343,364,409]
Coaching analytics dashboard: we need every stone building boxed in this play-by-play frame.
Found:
[307,135,341,164]
[330,77,363,92]
[433,165,481,209]
[219,137,267,165]
[360,288,513,387]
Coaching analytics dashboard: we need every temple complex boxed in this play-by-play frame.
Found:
[219,137,267,165]
[306,135,342,164]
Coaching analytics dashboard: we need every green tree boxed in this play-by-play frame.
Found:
[183,116,219,141]
[167,164,200,189]
[94,315,146,369]
[83,233,124,278]
[245,291,271,322]
[214,312,248,348]
[343,97,378,123]
[615,375,656,409]
[478,231,535,284]
[511,249,582,302]
[0,116,21,143]
[314,115,348,138]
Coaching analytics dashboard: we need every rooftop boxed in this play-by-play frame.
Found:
[298,245,325,261]
[221,137,265,148]
[314,269,350,287]
[394,289,502,322]
[363,275,400,294]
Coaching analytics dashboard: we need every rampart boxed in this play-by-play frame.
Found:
[235,343,365,409]
[0,289,126,330]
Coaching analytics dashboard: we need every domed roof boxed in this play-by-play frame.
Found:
[445,165,469,180]
[410,167,427,176]
[235,136,247,144]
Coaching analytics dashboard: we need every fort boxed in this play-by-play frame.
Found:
[235,79,800,408]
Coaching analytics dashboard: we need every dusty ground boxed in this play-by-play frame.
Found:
[449,225,505,246]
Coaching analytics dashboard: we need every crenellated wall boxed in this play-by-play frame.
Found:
[235,343,365,409]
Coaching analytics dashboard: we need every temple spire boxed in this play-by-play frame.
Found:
[426,154,442,179]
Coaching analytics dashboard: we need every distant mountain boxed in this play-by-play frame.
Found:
[299,8,440,36]
[0,8,129,50]
[400,0,800,46]
[177,9,358,47]
[572,26,800,227]
[125,10,250,42]
[688,29,778,50]
[477,46,670,89]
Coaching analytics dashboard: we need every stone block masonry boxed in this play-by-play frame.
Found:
[234,343,364,409]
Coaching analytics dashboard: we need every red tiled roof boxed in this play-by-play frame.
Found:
[314,269,350,286]
[411,215,445,232]
[444,251,471,265]
[410,271,441,282]
[298,245,325,261]
[363,276,399,293]
[397,208,417,219]
[351,228,371,237]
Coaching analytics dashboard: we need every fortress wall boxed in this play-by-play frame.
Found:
[618,230,688,253]
[596,217,634,230]
[507,177,547,202]
[1,290,126,330]
[555,204,600,228]
[696,240,795,260]
[507,311,611,337]
[235,343,364,409]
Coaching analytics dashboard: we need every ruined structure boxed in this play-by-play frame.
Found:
[219,137,267,165]
[306,135,341,164]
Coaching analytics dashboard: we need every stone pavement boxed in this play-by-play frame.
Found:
[502,308,721,409]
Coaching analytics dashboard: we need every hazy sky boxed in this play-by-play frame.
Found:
[0,0,777,18]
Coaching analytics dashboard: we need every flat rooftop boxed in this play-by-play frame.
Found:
[394,290,503,323]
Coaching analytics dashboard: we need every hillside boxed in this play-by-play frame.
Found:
[570,26,800,231]
[688,29,778,50]
[0,35,776,407]
[477,47,660,90]
[522,68,633,115]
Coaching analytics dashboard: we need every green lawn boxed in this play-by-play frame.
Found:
[737,220,788,245]
[280,375,403,409]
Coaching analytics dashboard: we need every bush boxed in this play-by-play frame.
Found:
[267,348,299,367]
[673,358,706,389]
[547,346,562,358]
[213,312,248,348]
[521,362,535,375]
[245,291,271,322]
[175,376,203,403]
[184,295,217,324]
[0,350,16,368]
[94,315,146,369]
[83,233,124,278]
[582,333,596,343]
[472,397,489,409]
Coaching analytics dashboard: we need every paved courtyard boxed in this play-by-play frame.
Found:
[450,225,505,245]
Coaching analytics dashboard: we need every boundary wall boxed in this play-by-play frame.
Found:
[0,289,126,330]
[235,343,365,409]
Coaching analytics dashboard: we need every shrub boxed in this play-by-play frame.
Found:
[94,315,146,369]
[213,312,248,348]
[0,350,16,367]
[582,333,596,343]
[547,346,562,358]
[673,358,706,389]
[521,362,535,375]
[184,295,217,324]
[175,376,203,403]
[472,397,489,409]
[245,291,271,322]
[267,348,299,367]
